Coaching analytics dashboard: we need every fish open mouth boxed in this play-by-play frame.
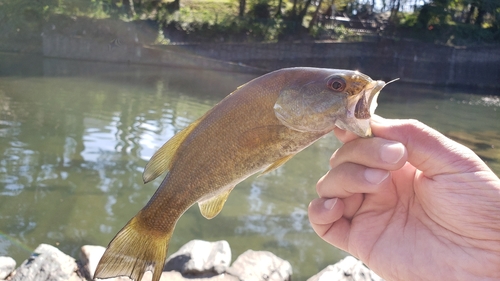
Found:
[335,79,386,137]
[354,80,386,120]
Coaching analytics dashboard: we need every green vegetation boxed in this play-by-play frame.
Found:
[1,0,499,45]
[394,0,500,44]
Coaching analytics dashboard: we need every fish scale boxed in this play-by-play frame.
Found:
[94,67,386,281]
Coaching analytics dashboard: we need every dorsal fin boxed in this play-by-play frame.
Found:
[259,154,295,176]
[142,120,200,183]
[198,187,234,219]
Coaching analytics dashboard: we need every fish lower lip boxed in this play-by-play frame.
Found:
[354,92,370,119]
[354,81,385,120]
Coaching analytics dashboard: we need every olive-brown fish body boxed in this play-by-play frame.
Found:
[94,68,386,281]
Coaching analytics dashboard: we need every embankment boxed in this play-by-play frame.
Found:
[1,16,499,88]
[164,40,500,88]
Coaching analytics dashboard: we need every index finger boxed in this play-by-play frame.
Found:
[370,117,490,177]
[333,127,359,143]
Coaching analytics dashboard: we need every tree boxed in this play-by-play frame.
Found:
[239,0,246,17]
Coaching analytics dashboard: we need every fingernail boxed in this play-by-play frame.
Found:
[380,142,405,164]
[364,168,389,185]
[323,198,338,210]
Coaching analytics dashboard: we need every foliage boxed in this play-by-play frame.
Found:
[0,0,49,43]
[2,0,499,45]
[392,0,499,45]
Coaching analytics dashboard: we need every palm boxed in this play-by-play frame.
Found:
[309,119,500,280]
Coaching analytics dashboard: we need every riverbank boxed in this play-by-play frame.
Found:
[0,240,382,281]
[1,16,499,89]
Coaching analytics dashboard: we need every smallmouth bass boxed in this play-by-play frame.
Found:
[94,67,386,281]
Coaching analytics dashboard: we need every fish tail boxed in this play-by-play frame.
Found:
[94,215,172,281]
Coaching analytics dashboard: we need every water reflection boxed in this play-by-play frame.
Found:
[0,53,499,280]
[236,180,311,246]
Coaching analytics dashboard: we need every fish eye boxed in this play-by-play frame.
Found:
[327,77,346,92]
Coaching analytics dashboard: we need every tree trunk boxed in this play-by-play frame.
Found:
[390,0,400,22]
[309,0,324,29]
[298,0,313,21]
[165,0,180,13]
[292,0,298,16]
[239,0,246,17]
[276,0,283,16]
[129,0,136,16]
[475,5,485,26]
[465,4,475,24]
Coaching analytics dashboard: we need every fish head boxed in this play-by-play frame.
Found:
[273,68,386,137]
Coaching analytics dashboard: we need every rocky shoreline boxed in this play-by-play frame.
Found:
[0,240,382,281]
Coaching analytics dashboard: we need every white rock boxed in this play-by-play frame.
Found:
[164,240,231,278]
[0,256,16,279]
[159,271,238,281]
[79,245,106,279]
[226,250,292,281]
[79,245,131,281]
[10,244,84,281]
[307,256,383,281]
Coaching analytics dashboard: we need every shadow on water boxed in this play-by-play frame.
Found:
[0,52,499,280]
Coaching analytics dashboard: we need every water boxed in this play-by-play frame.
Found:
[0,52,499,280]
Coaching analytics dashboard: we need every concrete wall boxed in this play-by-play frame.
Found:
[41,35,261,74]
[39,34,500,88]
[161,40,500,88]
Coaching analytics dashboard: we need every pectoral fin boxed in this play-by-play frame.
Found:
[143,120,200,183]
[198,187,234,219]
[259,154,295,176]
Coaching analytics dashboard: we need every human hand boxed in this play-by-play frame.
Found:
[308,116,500,280]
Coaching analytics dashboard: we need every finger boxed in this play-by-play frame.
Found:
[370,117,489,176]
[317,163,390,198]
[333,127,359,143]
[342,193,364,220]
[308,198,351,251]
[329,137,407,170]
[308,197,344,225]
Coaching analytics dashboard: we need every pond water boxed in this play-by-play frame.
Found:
[0,52,499,280]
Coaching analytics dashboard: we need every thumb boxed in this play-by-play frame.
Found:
[370,116,490,177]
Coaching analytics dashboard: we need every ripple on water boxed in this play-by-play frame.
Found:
[446,130,500,175]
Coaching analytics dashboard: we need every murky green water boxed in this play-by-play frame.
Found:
[1,52,499,280]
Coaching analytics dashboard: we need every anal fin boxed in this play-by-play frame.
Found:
[198,187,234,219]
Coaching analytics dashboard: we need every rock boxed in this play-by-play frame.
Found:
[226,250,292,281]
[0,256,16,280]
[79,245,132,281]
[160,271,238,281]
[307,256,383,281]
[80,241,234,281]
[10,244,84,281]
[164,240,231,278]
[79,245,106,280]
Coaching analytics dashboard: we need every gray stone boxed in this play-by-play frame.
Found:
[0,256,16,279]
[160,271,238,281]
[10,244,84,281]
[164,240,231,278]
[79,245,106,280]
[226,250,292,281]
[307,256,383,281]
[79,245,131,281]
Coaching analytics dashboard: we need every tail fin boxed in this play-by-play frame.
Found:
[94,216,172,281]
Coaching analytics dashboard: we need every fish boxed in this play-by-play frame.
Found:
[94,67,386,281]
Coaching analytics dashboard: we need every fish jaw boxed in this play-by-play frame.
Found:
[335,80,386,137]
